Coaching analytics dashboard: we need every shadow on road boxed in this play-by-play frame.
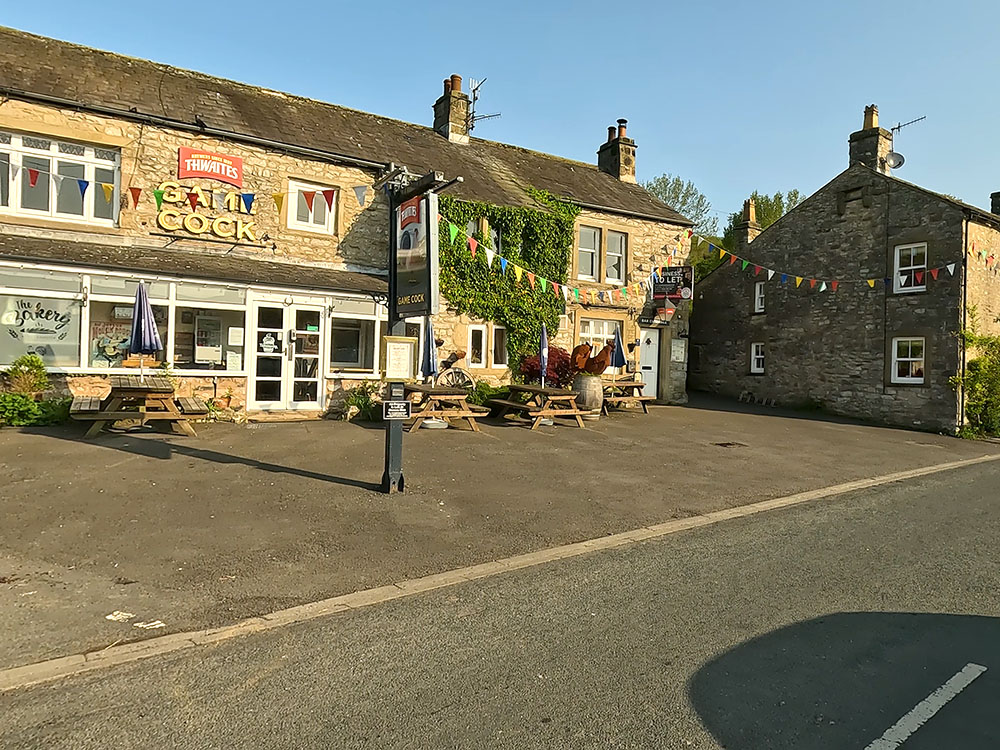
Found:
[689,612,999,749]
[30,424,384,492]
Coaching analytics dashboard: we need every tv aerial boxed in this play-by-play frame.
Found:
[467,78,501,132]
[885,115,926,170]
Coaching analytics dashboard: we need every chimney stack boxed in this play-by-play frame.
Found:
[433,74,470,144]
[992,192,1000,216]
[734,197,761,250]
[597,118,636,183]
[849,104,894,174]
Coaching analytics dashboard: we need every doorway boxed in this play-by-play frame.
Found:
[638,327,660,400]
[250,303,324,411]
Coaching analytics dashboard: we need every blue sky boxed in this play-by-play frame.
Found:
[5,0,999,225]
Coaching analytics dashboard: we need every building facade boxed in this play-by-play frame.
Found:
[688,105,1000,433]
[0,27,692,415]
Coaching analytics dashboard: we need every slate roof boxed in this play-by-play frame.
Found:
[0,233,387,294]
[0,27,691,225]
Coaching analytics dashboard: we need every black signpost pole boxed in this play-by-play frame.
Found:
[382,189,405,494]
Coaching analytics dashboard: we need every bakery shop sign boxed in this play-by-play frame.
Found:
[156,147,257,241]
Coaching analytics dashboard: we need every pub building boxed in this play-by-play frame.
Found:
[0,27,692,416]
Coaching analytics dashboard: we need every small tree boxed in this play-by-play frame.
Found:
[643,174,718,236]
[952,311,1000,437]
[723,189,802,248]
[2,354,50,395]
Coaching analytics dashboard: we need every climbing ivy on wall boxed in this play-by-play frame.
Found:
[437,189,579,364]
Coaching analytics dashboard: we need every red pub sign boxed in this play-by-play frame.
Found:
[177,147,244,188]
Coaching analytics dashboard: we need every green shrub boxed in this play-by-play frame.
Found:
[0,393,42,426]
[951,311,1000,438]
[466,381,506,406]
[35,397,71,426]
[2,354,50,394]
[342,381,382,421]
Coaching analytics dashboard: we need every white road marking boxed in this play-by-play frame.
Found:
[864,662,987,749]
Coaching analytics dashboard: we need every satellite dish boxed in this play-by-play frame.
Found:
[886,151,905,169]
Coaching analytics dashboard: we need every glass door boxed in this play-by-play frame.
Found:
[252,304,285,406]
[289,307,323,408]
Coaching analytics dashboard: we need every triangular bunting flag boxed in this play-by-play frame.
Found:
[101,183,114,202]
[884,278,891,287]
[242,193,255,213]
[753,265,762,276]
[741,260,749,271]
[272,193,284,213]
[899,273,908,288]
[929,268,939,281]
[686,229,693,238]
[469,237,478,258]
[485,247,495,267]
[27,168,39,187]
[866,279,876,288]
[322,189,335,210]
[448,222,459,244]
[514,265,523,282]
[819,282,827,292]
[499,257,508,273]
[767,269,775,280]
[946,263,956,276]
[809,279,817,289]
[540,278,548,292]
[153,190,165,210]
[598,291,605,302]
[128,186,142,208]
[552,282,560,298]
[574,288,580,301]
[76,179,89,198]
[780,274,788,285]
[795,277,803,288]
[830,281,839,292]
[621,286,629,298]
[914,270,924,284]
[213,192,226,211]
[590,290,598,304]
[561,285,569,302]
[187,192,200,211]
[353,185,368,208]
[526,272,535,289]
[729,255,738,266]
[9,164,19,179]
[302,191,315,211]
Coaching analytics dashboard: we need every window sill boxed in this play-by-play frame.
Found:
[893,287,927,295]
[0,212,120,233]
[888,379,927,387]
[285,224,338,239]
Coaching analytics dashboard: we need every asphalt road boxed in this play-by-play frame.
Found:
[2,462,999,749]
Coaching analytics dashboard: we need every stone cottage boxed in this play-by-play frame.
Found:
[688,105,1000,432]
[0,26,692,416]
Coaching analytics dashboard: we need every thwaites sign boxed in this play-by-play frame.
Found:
[653,266,694,303]
[178,147,244,188]
[392,192,440,318]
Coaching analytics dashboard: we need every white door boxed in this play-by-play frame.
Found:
[250,303,324,411]
[638,328,659,400]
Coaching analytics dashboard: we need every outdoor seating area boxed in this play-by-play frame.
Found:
[71,374,205,438]
[602,379,656,415]
[404,383,488,432]
[487,384,588,430]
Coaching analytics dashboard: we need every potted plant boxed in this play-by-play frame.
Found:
[213,387,235,410]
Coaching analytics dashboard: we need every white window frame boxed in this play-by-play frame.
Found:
[754,281,766,313]
[468,324,487,369]
[0,131,120,227]
[577,226,601,281]
[890,336,925,385]
[492,325,508,368]
[579,317,623,374]
[893,242,927,294]
[605,230,627,285]
[328,315,378,371]
[750,342,765,374]
[287,179,336,235]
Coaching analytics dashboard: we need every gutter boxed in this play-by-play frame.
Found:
[961,213,970,428]
[0,86,390,172]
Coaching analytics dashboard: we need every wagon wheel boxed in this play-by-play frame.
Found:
[435,367,476,390]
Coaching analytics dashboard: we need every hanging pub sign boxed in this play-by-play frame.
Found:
[653,266,694,303]
[392,191,440,318]
[178,147,244,188]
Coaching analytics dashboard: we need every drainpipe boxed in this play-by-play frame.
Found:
[960,215,969,428]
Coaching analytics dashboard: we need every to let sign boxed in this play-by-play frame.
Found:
[383,400,412,421]
[178,147,244,188]
[653,266,694,303]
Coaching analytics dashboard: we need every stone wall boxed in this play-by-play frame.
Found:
[689,164,966,432]
[0,99,387,270]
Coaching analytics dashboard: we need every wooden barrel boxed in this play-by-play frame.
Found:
[572,373,603,418]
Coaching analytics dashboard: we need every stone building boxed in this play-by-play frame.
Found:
[688,105,1000,432]
[0,26,691,416]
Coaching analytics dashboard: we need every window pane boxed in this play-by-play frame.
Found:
[88,301,167,368]
[89,276,169,299]
[173,307,245,371]
[312,196,327,226]
[493,328,508,366]
[580,226,599,250]
[579,249,595,277]
[1,267,81,293]
[0,294,82,367]
[296,191,311,223]
[912,247,926,265]
[94,167,115,220]
[21,155,50,211]
[56,161,86,216]
[896,340,910,358]
[910,339,923,358]
[175,282,245,304]
[330,319,375,370]
[257,306,283,329]
[0,152,8,207]
[607,252,622,280]
[470,328,484,364]
[466,219,478,237]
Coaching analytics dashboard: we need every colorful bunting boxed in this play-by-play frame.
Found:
[242,193,255,213]
[946,263,956,276]
[753,265,762,276]
[741,260,749,271]
[76,179,89,197]
[819,282,827,292]
[767,269,775,281]
[187,192,200,211]
[809,279,817,289]
[914,270,924,284]
[448,222,459,244]
[831,281,838,292]
[272,193,284,213]
[795,277,803,288]
[153,190,165,210]
[781,274,788,285]
[128,187,142,208]
[322,189,335,210]
[499,257,508,273]
[540,278,548,292]
[730,255,738,266]
[27,168,39,188]
[514,265,523,282]
[484,247,495,267]
[101,183,114,203]
[866,279,876,288]
[302,191,315,211]
[353,185,368,208]
[929,268,939,281]
[468,237,478,257]
[526,272,536,289]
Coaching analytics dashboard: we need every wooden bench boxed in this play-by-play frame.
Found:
[176,397,209,415]
[602,395,655,415]
[70,396,102,416]
[486,398,539,417]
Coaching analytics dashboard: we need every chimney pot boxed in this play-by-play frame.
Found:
[433,74,470,143]
[863,104,879,130]
[598,119,637,183]
[443,78,452,94]
[450,74,462,93]
[607,126,616,143]
[617,118,628,139]
[991,191,1000,216]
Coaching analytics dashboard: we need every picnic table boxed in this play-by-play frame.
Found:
[487,384,588,430]
[71,375,207,438]
[404,383,488,432]
[601,379,655,414]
